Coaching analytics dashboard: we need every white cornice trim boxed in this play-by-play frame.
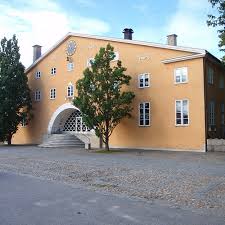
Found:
[161,53,206,64]
[26,32,206,73]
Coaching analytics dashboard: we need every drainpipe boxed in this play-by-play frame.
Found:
[203,55,208,152]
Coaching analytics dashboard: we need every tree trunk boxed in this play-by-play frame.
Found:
[7,134,12,145]
[99,134,103,149]
[105,137,109,151]
[105,120,110,151]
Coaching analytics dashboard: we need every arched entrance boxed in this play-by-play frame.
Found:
[47,103,90,134]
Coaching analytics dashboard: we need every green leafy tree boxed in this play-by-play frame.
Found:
[0,35,32,145]
[73,44,135,151]
[207,0,225,62]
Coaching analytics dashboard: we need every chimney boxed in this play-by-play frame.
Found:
[123,28,134,40]
[32,45,42,62]
[167,34,177,46]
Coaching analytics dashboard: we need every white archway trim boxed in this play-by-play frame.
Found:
[47,103,80,134]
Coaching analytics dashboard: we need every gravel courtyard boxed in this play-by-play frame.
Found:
[0,146,225,217]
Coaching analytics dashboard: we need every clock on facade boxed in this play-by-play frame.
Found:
[66,40,76,56]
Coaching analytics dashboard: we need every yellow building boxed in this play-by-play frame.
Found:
[13,29,225,152]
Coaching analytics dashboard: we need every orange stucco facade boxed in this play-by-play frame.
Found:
[12,33,225,152]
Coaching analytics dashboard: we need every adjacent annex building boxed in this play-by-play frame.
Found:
[13,29,225,152]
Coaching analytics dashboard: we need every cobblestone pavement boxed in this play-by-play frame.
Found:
[0,146,225,217]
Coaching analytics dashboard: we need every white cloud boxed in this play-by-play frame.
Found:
[167,0,222,58]
[0,0,110,67]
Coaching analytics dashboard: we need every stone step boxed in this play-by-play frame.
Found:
[40,142,85,146]
[39,134,85,148]
[39,145,84,148]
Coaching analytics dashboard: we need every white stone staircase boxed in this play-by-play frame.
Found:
[39,134,85,148]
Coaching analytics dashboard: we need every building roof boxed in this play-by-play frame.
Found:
[26,32,207,73]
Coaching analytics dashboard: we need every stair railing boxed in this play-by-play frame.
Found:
[74,133,91,150]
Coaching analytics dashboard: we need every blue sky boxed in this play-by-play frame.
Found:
[0,0,221,67]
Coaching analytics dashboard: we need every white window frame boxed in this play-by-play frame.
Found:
[34,90,41,102]
[138,73,150,88]
[67,62,74,72]
[112,52,119,61]
[174,67,188,84]
[67,85,74,98]
[51,67,56,75]
[50,88,56,99]
[87,58,95,67]
[208,100,215,126]
[207,67,214,85]
[175,99,189,126]
[139,102,150,127]
[35,71,41,79]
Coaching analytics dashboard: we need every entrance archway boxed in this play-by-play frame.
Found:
[47,103,90,134]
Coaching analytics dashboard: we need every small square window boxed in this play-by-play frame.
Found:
[174,67,188,84]
[35,71,41,79]
[51,67,56,75]
[67,62,74,71]
[139,73,150,88]
[50,88,56,99]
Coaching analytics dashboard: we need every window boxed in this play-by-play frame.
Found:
[87,58,94,67]
[50,88,56,99]
[35,71,41,79]
[112,52,119,61]
[67,85,74,97]
[67,62,74,71]
[207,67,214,84]
[208,101,215,126]
[174,67,188,84]
[34,90,41,101]
[51,67,56,75]
[221,103,225,125]
[90,83,95,91]
[219,75,224,89]
[139,73,150,88]
[113,81,119,90]
[175,100,189,126]
[21,117,27,127]
[139,102,150,126]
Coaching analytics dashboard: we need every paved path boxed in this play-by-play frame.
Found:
[1,146,225,220]
[0,172,225,225]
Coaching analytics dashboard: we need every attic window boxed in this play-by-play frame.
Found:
[35,71,41,79]
[51,67,56,75]
[67,62,74,71]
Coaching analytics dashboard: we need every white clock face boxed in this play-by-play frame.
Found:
[66,40,76,56]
